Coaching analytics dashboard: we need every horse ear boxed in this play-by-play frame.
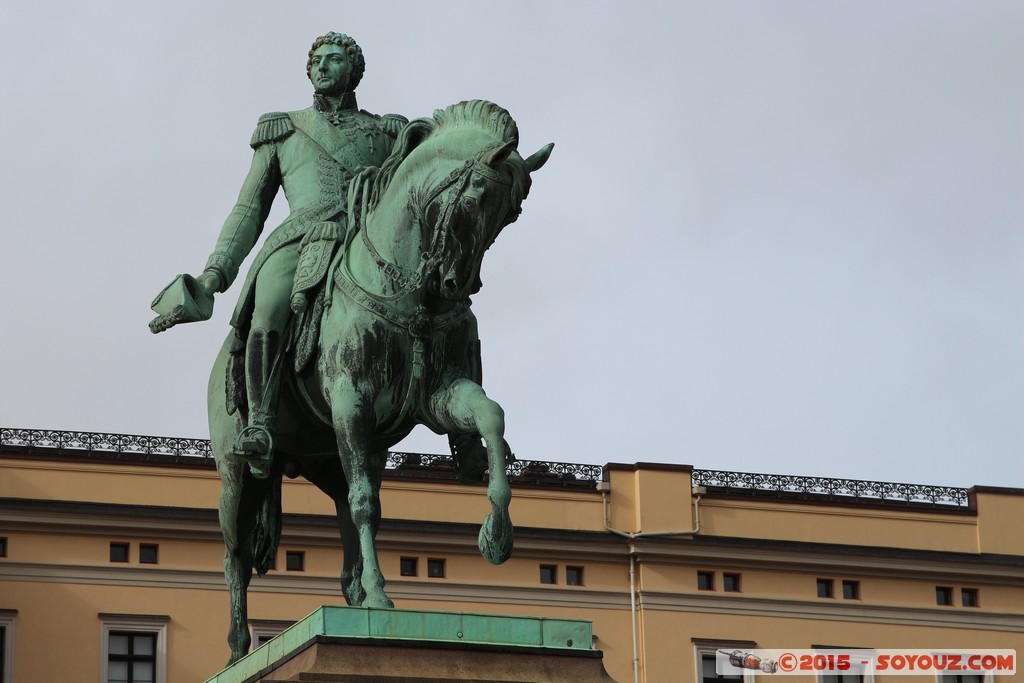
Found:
[395,119,434,155]
[485,141,516,167]
[525,143,554,173]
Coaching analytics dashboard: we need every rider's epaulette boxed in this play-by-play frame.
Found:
[379,113,409,137]
[249,112,295,149]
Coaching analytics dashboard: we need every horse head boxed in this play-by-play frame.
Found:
[363,100,553,302]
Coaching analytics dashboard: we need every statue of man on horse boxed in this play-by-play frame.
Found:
[150,31,553,664]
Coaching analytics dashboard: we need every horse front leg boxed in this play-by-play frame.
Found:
[216,460,264,663]
[330,380,393,608]
[431,379,513,564]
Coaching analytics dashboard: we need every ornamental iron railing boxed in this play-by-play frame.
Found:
[691,468,969,507]
[1,428,972,503]
[0,428,602,486]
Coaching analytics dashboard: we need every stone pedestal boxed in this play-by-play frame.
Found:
[206,606,617,683]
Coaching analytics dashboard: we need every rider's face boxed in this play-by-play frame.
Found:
[309,44,351,95]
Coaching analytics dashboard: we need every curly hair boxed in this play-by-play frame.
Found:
[306,32,365,91]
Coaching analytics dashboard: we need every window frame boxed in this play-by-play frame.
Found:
[139,544,159,565]
[99,614,168,683]
[400,557,418,577]
[249,619,294,653]
[936,586,954,606]
[693,640,758,683]
[841,580,860,600]
[817,578,835,598]
[285,550,305,572]
[960,588,979,608]
[426,558,446,578]
[697,570,715,591]
[110,542,130,563]
[566,565,584,586]
[0,610,15,683]
[539,564,557,585]
[812,644,874,683]
[723,573,741,593]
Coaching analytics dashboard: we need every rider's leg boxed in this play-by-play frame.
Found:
[236,244,300,478]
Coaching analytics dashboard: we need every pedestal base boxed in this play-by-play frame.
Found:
[206,606,617,683]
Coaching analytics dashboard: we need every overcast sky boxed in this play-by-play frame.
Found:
[1,2,1021,489]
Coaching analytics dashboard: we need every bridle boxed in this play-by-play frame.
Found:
[349,147,515,303]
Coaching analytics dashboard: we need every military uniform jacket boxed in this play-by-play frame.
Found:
[204,101,405,330]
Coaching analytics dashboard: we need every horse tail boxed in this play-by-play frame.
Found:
[253,475,282,576]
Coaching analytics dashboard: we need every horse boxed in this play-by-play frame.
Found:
[207,100,553,663]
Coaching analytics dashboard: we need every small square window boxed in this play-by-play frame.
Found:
[936,586,953,605]
[400,557,418,576]
[540,564,557,584]
[842,580,859,600]
[427,558,445,578]
[817,578,834,598]
[961,588,978,607]
[697,571,714,591]
[566,566,584,586]
[0,537,7,557]
[285,551,304,571]
[139,544,159,565]
[723,573,741,592]
[110,542,129,563]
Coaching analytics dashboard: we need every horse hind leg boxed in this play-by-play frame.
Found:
[431,379,513,564]
[217,460,269,663]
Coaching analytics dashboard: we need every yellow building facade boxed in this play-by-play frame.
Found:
[0,428,1021,683]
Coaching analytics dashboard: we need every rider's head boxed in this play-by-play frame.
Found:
[306,32,365,92]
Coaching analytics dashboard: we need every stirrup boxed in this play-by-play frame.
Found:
[233,425,274,479]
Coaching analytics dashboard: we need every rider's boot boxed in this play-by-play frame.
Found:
[233,327,282,479]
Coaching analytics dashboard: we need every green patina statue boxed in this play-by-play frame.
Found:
[150,32,553,664]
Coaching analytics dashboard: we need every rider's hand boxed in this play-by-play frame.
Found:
[197,270,222,297]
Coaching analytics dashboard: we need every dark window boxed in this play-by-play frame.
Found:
[400,557,418,576]
[0,537,6,557]
[842,580,859,600]
[697,571,714,590]
[723,573,741,592]
[939,675,984,683]
[936,586,953,605]
[107,631,156,683]
[427,558,445,578]
[139,544,158,565]
[540,564,557,584]
[821,675,864,682]
[817,578,834,598]
[961,588,978,607]
[285,551,304,571]
[566,566,584,586]
[110,543,130,563]
[701,653,742,682]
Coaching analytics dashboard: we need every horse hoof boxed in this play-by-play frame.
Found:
[363,592,394,609]
[478,512,513,564]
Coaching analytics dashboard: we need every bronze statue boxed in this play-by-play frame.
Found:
[151,32,552,663]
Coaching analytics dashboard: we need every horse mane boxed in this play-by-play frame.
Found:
[368,100,531,214]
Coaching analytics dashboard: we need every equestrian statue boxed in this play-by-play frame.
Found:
[149,31,553,663]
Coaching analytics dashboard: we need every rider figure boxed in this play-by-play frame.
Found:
[154,33,406,477]
[152,32,490,480]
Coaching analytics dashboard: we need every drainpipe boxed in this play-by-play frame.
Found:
[598,483,704,683]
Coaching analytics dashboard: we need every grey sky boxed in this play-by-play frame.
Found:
[1,2,1021,488]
